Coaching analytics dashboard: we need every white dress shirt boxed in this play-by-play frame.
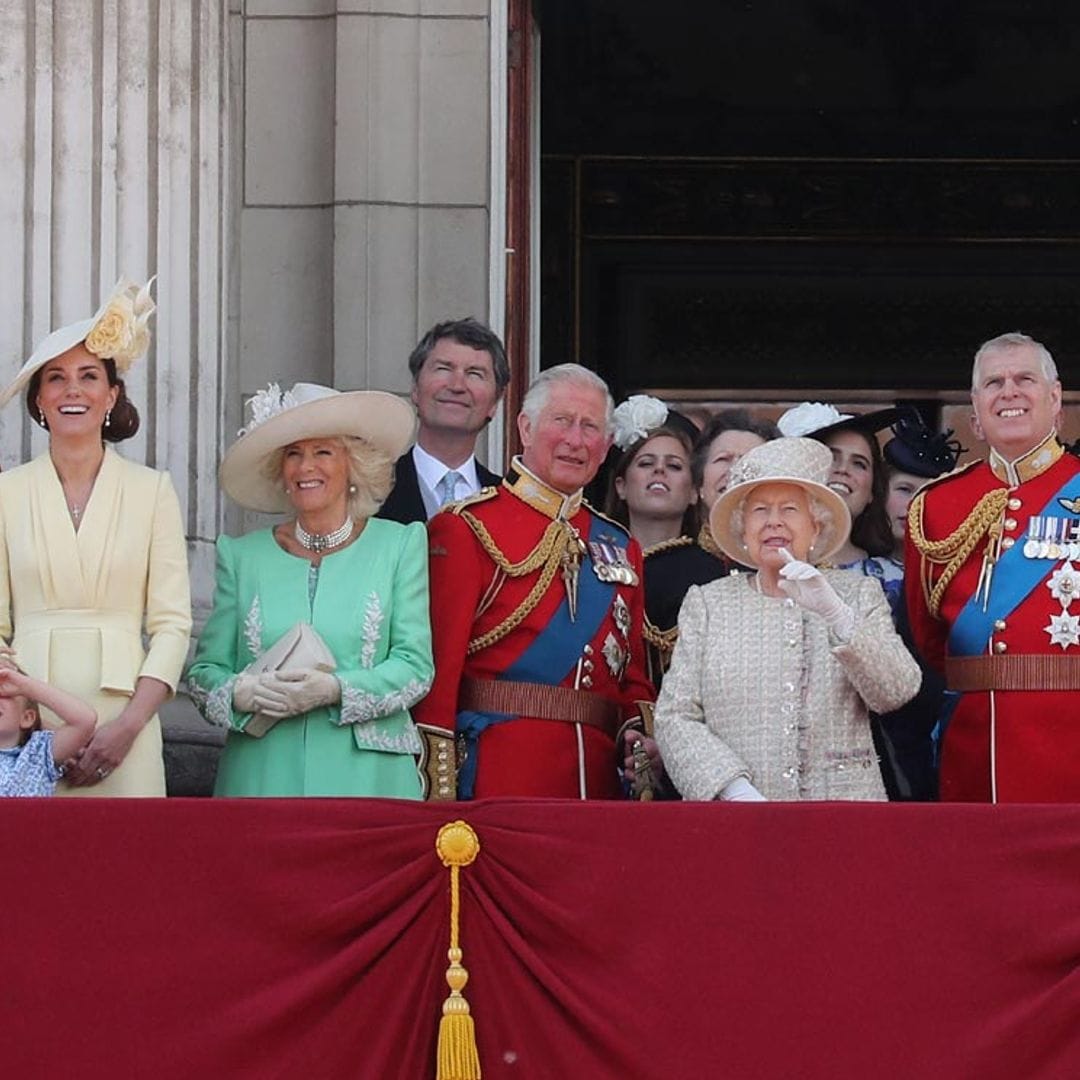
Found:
[412,443,482,519]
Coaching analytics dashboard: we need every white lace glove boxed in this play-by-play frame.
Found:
[777,548,856,641]
[258,669,342,718]
[233,673,290,715]
[718,776,767,802]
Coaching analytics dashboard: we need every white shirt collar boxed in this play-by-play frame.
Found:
[412,443,481,518]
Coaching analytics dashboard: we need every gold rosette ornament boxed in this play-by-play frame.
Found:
[435,820,482,1080]
[84,277,156,372]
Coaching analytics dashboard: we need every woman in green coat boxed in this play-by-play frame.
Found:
[187,382,435,798]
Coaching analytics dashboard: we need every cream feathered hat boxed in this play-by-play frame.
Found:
[0,277,156,408]
[219,381,417,512]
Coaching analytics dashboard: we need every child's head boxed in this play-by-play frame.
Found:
[0,691,40,748]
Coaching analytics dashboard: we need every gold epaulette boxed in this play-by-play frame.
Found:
[443,486,499,515]
[583,502,630,536]
[907,459,1006,619]
[643,535,694,559]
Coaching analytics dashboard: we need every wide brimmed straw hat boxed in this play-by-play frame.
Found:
[220,382,416,512]
[0,277,156,409]
[709,437,851,568]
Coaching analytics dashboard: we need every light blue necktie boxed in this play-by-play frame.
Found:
[437,469,464,507]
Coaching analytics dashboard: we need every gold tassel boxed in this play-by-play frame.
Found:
[435,820,482,1080]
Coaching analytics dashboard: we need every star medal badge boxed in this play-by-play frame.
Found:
[1045,560,1080,649]
[602,631,627,679]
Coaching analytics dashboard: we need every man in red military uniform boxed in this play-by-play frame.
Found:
[412,363,657,798]
[906,331,1080,801]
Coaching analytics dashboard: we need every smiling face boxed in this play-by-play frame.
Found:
[971,344,1061,460]
[699,429,766,510]
[35,343,119,439]
[518,380,612,494]
[280,437,351,524]
[740,481,820,570]
[823,429,875,518]
[885,470,921,547]
[411,339,501,439]
[615,433,696,523]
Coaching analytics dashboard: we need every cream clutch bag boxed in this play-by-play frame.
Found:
[242,622,337,737]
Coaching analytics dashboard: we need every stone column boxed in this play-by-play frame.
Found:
[235,1,499,529]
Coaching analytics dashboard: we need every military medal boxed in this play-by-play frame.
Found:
[602,631,627,678]
[588,536,639,586]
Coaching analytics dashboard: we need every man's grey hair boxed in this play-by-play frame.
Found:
[520,363,615,433]
[971,332,1058,392]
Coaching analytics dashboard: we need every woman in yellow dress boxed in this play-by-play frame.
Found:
[0,279,192,796]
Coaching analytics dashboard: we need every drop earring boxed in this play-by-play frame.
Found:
[104,409,112,429]
[37,407,47,430]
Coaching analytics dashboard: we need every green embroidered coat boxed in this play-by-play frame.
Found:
[187,520,433,797]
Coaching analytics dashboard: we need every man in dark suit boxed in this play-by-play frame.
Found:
[379,317,509,523]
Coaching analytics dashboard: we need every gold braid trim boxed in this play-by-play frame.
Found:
[642,615,678,652]
[907,487,1009,618]
[643,535,694,559]
[696,523,724,561]
[459,511,579,655]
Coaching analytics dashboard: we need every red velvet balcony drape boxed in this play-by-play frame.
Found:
[6,799,1080,1079]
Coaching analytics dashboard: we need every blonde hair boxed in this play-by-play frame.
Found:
[264,436,395,520]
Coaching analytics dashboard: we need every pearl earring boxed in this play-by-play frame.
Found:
[104,409,112,429]
[37,408,47,430]
[348,484,357,494]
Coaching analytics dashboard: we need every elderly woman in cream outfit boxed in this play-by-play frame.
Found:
[0,279,192,796]
[654,437,920,801]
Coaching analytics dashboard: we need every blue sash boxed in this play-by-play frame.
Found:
[948,472,1080,657]
[457,514,622,798]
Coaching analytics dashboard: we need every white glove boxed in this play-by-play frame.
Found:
[233,672,290,715]
[777,548,855,640]
[718,776,767,802]
[259,668,341,718]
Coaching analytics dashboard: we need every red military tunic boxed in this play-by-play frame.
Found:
[412,460,654,799]
[905,435,1080,801]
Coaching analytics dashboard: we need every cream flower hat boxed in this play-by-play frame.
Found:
[0,277,156,408]
[709,437,851,567]
[219,382,416,512]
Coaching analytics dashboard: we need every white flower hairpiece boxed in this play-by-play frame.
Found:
[84,276,157,372]
[239,382,299,437]
[612,394,669,451]
[777,401,853,438]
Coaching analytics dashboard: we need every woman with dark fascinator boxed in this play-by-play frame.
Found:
[779,402,902,605]
[0,278,192,795]
[877,409,963,800]
[779,401,962,799]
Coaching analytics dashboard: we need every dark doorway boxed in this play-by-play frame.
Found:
[538,0,1080,410]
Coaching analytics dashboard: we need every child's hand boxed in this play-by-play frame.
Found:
[0,644,19,671]
[0,666,28,698]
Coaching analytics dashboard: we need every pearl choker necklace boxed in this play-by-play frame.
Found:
[295,516,353,553]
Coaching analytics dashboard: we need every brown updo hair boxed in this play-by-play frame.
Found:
[26,355,140,443]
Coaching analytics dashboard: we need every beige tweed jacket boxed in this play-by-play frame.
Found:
[654,570,921,801]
